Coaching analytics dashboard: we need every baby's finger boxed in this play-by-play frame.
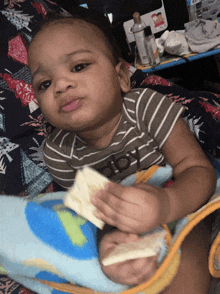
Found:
[92,187,140,220]
[103,182,140,204]
[94,206,140,233]
[92,190,147,233]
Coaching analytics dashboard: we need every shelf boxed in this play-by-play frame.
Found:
[138,47,220,73]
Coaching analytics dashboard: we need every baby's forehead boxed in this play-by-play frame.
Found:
[37,20,107,47]
[30,19,113,59]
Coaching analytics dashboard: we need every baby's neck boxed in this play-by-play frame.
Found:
[77,113,121,149]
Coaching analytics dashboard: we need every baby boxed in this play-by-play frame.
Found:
[28,14,216,293]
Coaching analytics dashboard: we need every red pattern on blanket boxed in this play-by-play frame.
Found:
[0,275,36,294]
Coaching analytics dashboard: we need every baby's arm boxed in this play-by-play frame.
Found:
[91,118,216,234]
[157,117,216,223]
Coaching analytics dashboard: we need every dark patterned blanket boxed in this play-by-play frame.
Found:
[1,1,220,293]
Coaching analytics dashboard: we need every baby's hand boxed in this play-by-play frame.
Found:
[91,182,169,234]
[99,230,159,285]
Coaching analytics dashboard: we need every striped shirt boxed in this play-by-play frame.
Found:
[44,88,185,189]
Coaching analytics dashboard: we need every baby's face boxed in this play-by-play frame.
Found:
[28,21,130,132]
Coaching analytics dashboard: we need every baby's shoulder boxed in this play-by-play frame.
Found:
[124,87,163,106]
[124,87,155,98]
[46,128,76,155]
[47,128,69,143]
[123,88,164,121]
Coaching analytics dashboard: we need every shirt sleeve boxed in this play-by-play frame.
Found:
[44,131,75,189]
[136,88,185,149]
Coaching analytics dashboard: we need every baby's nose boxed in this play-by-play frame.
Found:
[54,77,77,94]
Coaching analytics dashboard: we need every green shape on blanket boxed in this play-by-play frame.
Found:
[0,264,7,274]
[25,198,97,259]
[55,205,87,247]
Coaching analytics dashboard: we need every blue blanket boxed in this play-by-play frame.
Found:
[0,165,173,294]
[2,163,220,294]
[0,191,131,293]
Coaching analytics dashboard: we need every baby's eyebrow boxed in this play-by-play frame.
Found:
[31,49,93,81]
[61,49,93,63]
[65,49,92,58]
[31,66,45,82]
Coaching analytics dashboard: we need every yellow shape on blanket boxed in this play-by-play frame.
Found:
[23,258,62,276]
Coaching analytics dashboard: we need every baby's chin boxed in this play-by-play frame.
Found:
[49,121,91,133]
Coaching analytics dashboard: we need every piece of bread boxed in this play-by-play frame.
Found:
[102,229,167,266]
[64,166,109,229]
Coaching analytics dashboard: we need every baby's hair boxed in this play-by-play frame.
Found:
[31,10,122,65]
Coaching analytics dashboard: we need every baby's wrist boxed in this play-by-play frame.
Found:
[158,188,171,225]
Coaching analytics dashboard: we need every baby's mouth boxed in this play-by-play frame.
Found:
[61,98,81,112]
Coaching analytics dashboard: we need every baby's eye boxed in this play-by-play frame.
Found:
[39,80,51,91]
[72,63,90,72]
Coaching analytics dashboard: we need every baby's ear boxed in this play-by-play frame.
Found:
[116,60,131,94]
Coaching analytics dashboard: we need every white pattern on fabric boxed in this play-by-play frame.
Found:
[44,88,185,188]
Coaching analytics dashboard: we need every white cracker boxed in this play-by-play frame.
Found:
[102,230,167,266]
[82,166,109,195]
[64,167,109,229]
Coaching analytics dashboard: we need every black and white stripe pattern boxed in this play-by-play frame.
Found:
[44,88,185,188]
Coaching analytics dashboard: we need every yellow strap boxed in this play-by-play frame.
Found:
[135,165,160,184]
[138,251,180,294]
[35,279,100,294]
[121,194,220,294]
[209,231,220,277]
